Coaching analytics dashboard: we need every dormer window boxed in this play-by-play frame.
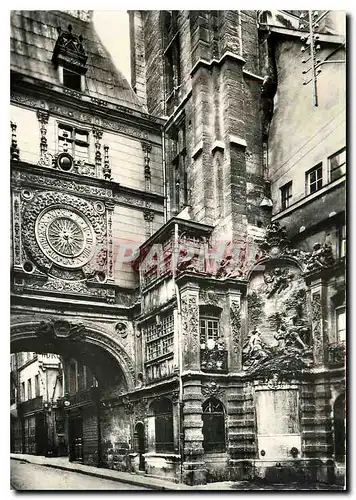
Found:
[52,24,88,91]
[63,68,82,91]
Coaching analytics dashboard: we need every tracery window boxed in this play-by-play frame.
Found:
[202,398,226,452]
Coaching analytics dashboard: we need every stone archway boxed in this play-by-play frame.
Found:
[11,318,136,465]
[11,319,135,391]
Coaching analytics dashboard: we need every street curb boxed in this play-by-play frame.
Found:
[10,457,182,490]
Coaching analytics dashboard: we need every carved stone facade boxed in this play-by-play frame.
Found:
[11,9,345,489]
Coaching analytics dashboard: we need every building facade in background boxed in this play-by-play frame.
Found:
[10,10,346,486]
[10,352,63,455]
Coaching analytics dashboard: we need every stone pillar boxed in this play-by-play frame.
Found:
[180,284,200,372]
[310,279,327,366]
[227,291,243,372]
[301,378,334,483]
[178,282,206,484]
[182,378,206,485]
[171,391,180,454]
[129,11,147,107]
[226,381,257,481]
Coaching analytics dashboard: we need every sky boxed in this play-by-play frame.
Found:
[93,11,131,83]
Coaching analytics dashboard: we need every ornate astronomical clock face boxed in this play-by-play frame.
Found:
[35,206,96,269]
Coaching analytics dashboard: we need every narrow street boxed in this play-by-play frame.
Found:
[10,460,149,491]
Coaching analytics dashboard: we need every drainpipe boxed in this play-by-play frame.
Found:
[162,128,168,224]
[173,221,184,482]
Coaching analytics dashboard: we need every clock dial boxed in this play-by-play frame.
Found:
[35,206,96,269]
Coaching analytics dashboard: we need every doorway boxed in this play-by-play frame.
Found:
[334,394,345,462]
[69,415,83,462]
[134,422,145,471]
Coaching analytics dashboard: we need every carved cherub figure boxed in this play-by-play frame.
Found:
[305,243,334,271]
[264,267,294,298]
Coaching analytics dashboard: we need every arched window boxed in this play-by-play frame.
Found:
[202,398,226,452]
[149,397,174,453]
[334,394,345,462]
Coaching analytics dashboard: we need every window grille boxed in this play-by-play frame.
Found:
[145,314,174,361]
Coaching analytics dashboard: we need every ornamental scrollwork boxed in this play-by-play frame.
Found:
[202,381,224,400]
[12,193,22,267]
[230,301,241,353]
[311,292,323,364]
[181,295,199,369]
[256,222,335,275]
[35,319,85,350]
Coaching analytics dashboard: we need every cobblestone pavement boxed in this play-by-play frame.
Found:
[11,460,149,491]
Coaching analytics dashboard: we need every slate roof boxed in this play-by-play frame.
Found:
[10,10,144,112]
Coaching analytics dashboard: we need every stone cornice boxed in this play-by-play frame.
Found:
[190,51,246,77]
[10,73,164,144]
[11,161,165,214]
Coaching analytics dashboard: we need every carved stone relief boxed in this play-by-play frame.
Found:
[311,292,323,365]
[181,294,200,370]
[230,300,241,353]
[202,381,224,400]
[244,262,313,379]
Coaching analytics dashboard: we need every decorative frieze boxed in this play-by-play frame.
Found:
[105,200,114,280]
[12,170,113,199]
[11,93,159,144]
[143,209,154,238]
[142,141,152,184]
